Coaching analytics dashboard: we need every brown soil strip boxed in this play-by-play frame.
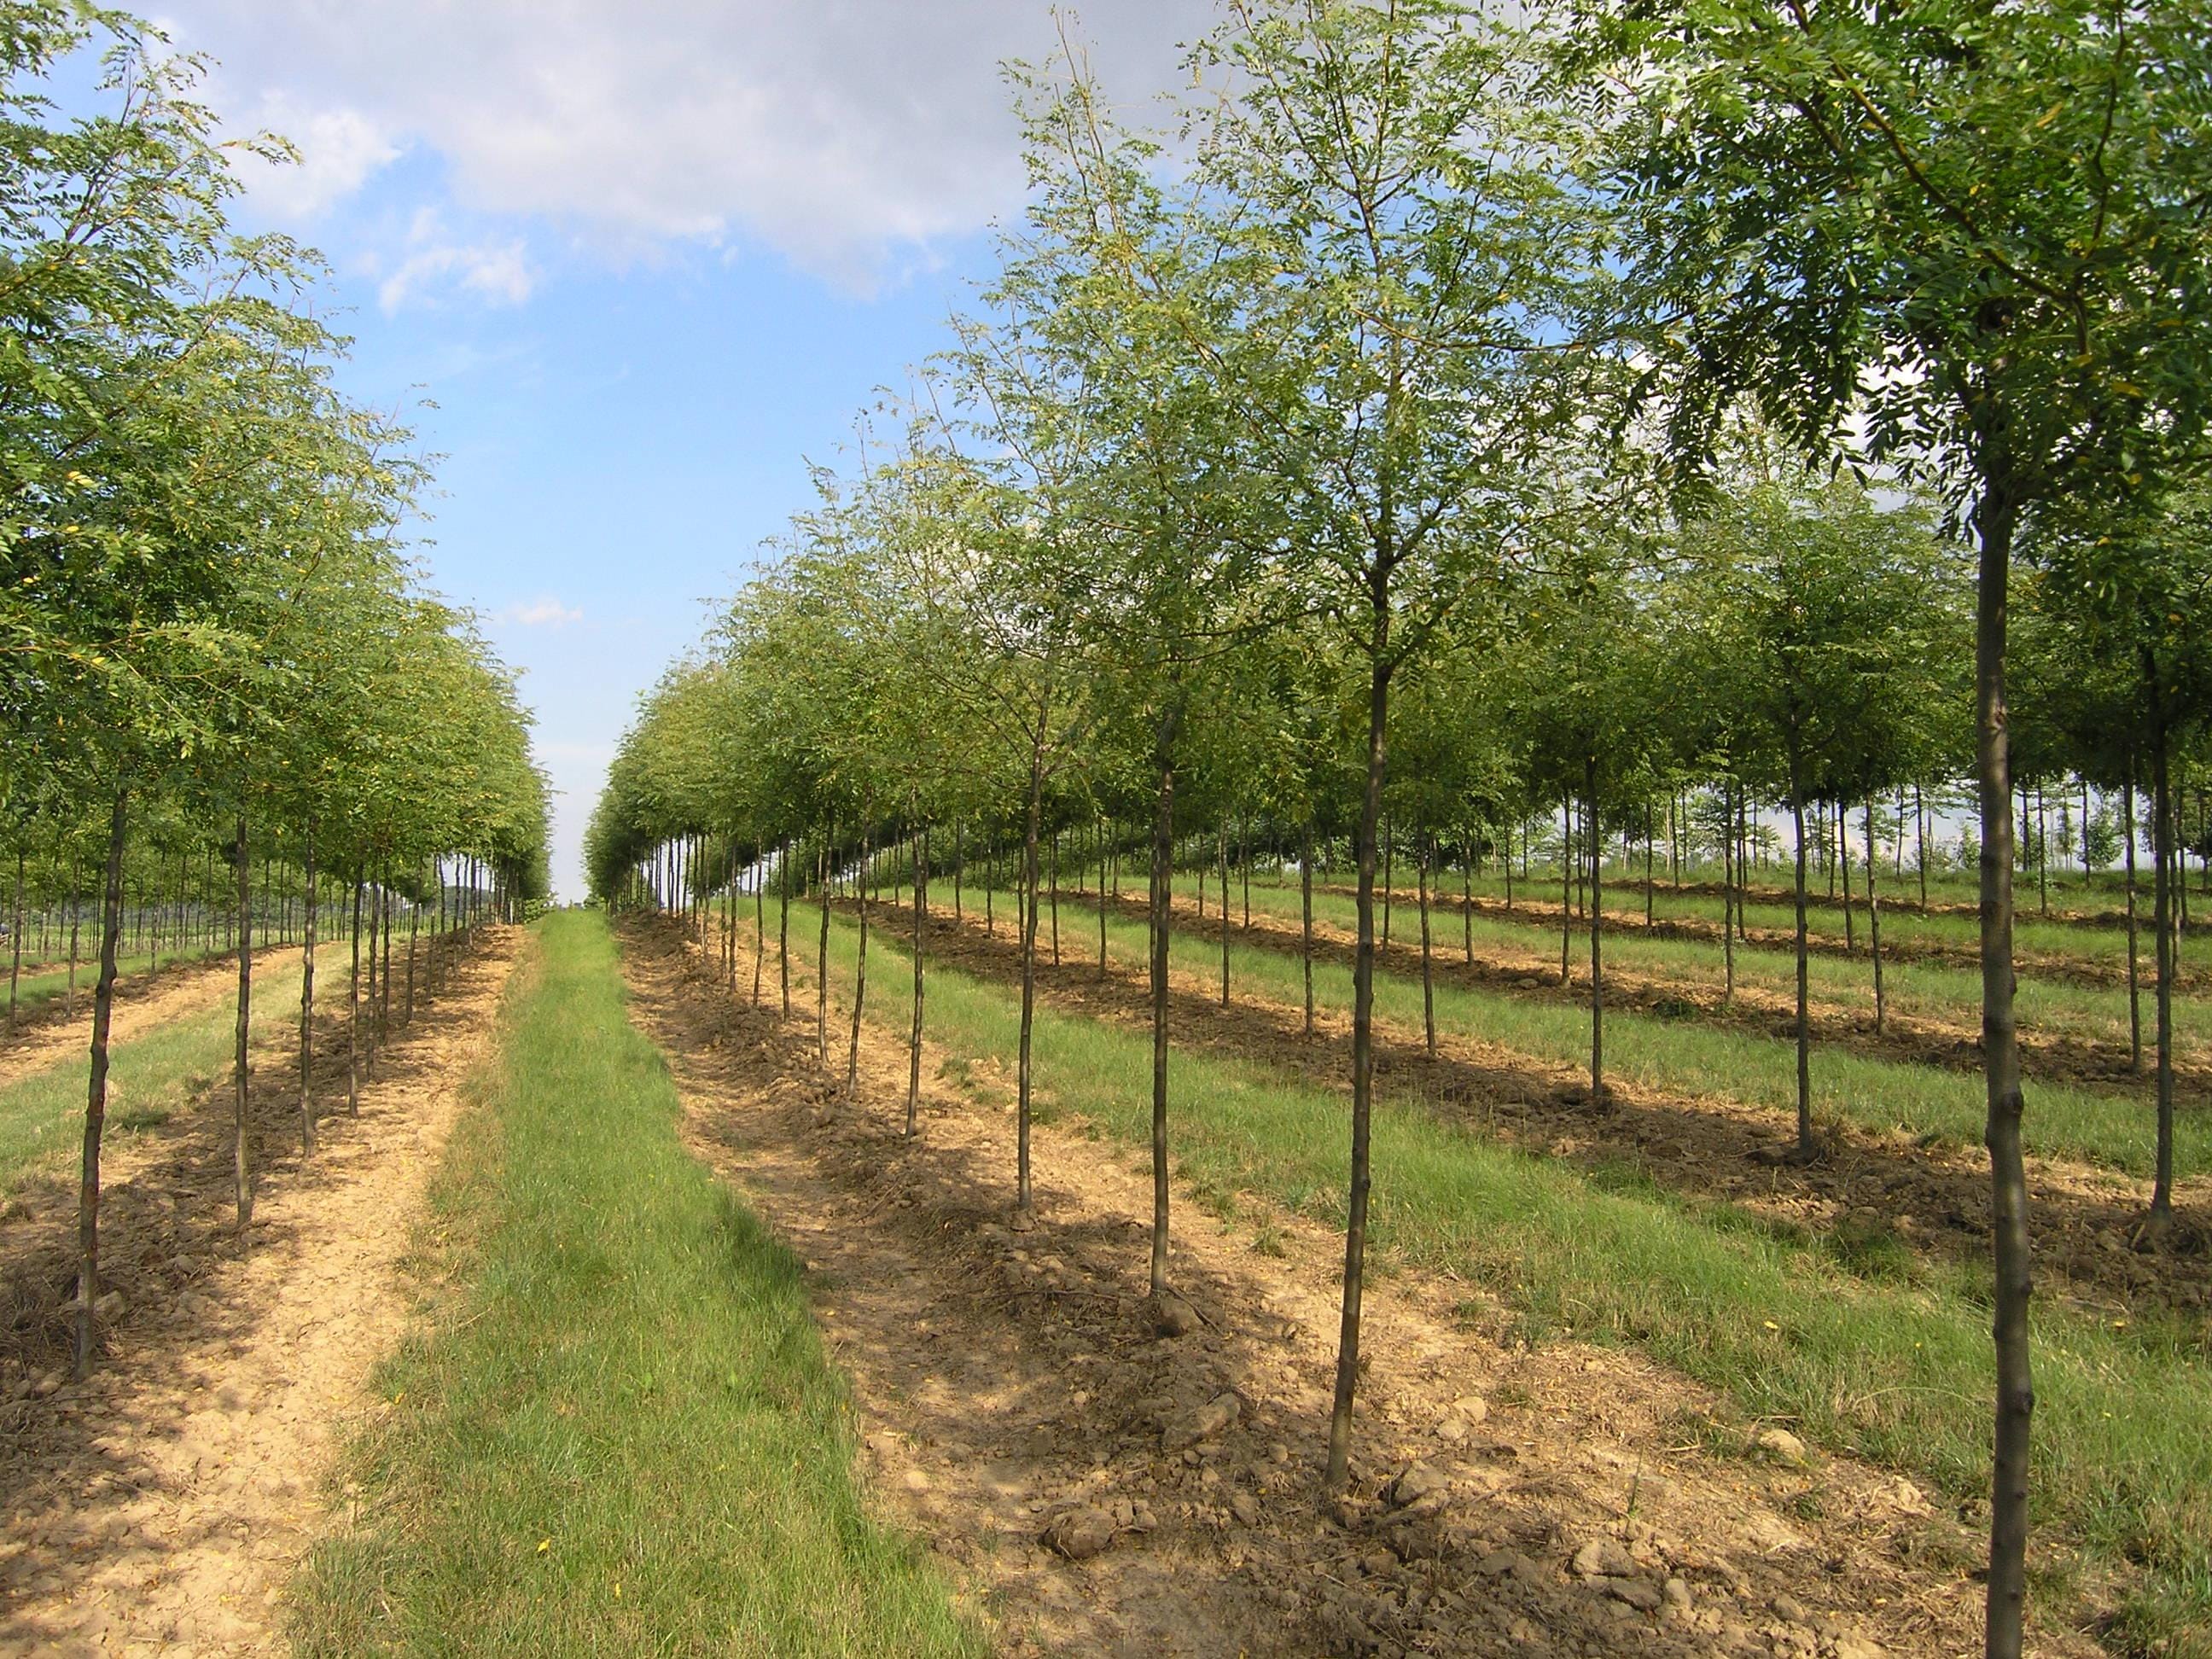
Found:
[0,951,306,1097]
[0,931,520,1657]
[854,901,2211,1324]
[626,917,2102,1659]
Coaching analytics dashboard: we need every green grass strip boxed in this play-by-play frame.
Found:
[1010,882,2207,1181]
[288,911,981,1659]
[821,907,2209,1650]
[0,959,305,1192]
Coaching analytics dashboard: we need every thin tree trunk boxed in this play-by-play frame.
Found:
[847,825,870,1091]
[233,816,253,1236]
[1463,833,1473,962]
[73,789,127,1380]
[1050,827,1060,968]
[1097,815,1109,979]
[817,839,832,1071]
[2037,783,2050,917]
[2151,740,2175,1220]
[300,831,317,1155]
[1559,803,1573,987]
[2126,782,2143,1074]
[7,850,22,1036]
[1150,747,1177,1295]
[1301,820,1317,1037]
[1790,772,1813,1158]
[907,824,927,1138]
[1218,818,1231,1008]
[1916,782,1930,909]
[778,838,792,1016]
[1325,642,1390,1498]
[1866,797,1886,1035]
[347,875,363,1117]
[1588,763,1604,1103]
[1973,480,2031,1659]
[1723,782,1738,1004]
[1839,800,1855,951]
[1417,833,1435,1060]
[1015,742,1047,1230]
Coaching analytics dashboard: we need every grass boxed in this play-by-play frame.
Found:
[0,958,306,1193]
[984,882,2210,1182]
[1176,863,2205,983]
[3,946,230,1027]
[802,907,2210,1652]
[288,911,981,1659]
[1167,870,2212,1056]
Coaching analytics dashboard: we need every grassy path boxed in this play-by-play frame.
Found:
[960,882,2208,1184]
[783,905,2209,1652]
[289,911,979,1658]
[0,956,306,1191]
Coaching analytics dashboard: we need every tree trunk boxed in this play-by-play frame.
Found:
[1417,833,1435,1060]
[1015,742,1046,1230]
[1587,761,1604,1103]
[778,837,792,1016]
[1558,802,1573,987]
[1218,818,1231,1008]
[73,789,127,1380]
[1301,819,1317,1036]
[1325,635,1390,1498]
[1462,833,1474,962]
[1839,800,1856,952]
[1972,476,2031,1659]
[347,875,364,1117]
[233,815,253,1236]
[300,831,317,1155]
[1723,780,1738,1004]
[2126,782,2142,1074]
[816,838,832,1071]
[7,849,23,1036]
[1097,816,1109,978]
[1050,827,1061,969]
[1865,797,1886,1035]
[907,823,927,1138]
[1916,783,1930,909]
[847,825,870,1091]
[1150,748,1177,1295]
[1790,771,1813,1158]
[2151,737,2175,1220]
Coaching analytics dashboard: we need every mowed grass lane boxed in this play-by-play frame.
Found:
[971,882,2209,1183]
[289,910,980,1659]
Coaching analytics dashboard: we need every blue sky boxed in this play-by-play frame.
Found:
[151,0,1214,897]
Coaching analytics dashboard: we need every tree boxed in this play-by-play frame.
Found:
[1580,2,2212,1644]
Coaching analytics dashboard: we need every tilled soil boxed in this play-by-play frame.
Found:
[0,951,305,1097]
[0,931,518,1657]
[625,918,2090,1659]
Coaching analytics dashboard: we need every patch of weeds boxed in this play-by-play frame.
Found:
[1490,1378,1535,1410]
[112,1107,172,1133]
[1822,1213,1923,1285]
[936,1056,974,1089]
[1788,1487,1827,1523]
[1249,1220,1287,1258]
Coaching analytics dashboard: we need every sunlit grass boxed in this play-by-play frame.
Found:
[288,912,982,1659]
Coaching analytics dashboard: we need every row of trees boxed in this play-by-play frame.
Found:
[0,8,550,1377]
[591,3,2210,1652]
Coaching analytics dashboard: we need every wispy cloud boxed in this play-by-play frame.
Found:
[372,207,535,313]
[500,596,584,628]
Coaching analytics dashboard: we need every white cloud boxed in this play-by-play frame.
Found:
[501,596,585,628]
[377,209,537,312]
[224,91,401,220]
[165,1,1214,283]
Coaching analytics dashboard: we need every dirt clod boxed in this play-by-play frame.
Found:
[1161,1390,1240,1451]
[1043,1505,1117,1560]
[1574,1537,1638,1579]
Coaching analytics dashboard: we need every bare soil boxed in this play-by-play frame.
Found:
[626,917,2093,1659]
[0,930,517,1657]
